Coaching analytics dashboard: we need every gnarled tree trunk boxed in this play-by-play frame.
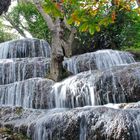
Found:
[34,0,76,81]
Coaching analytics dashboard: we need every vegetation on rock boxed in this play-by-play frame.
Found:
[0,128,31,140]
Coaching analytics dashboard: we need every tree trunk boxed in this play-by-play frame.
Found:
[49,19,65,81]
[49,18,75,81]
[33,0,76,81]
[136,0,140,7]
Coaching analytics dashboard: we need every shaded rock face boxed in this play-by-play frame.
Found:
[0,0,11,15]
[0,78,54,109]
[95,63,140,105]
[1,106,140,140]
[64,50,135,74]
[52,63,140,108]
[0,38,51,59]
[0,57,50,85]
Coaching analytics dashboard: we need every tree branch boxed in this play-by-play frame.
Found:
[136,0,140,7]
[33,0,55,31]
[3,15,27,38]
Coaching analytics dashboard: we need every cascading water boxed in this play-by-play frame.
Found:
[0,38,51,59]
[0,38,140,140]
[52,63,140,108]
[64,49,135,74]
[0,57,50,84]
[0,78,54,108]
[52,71,98,108]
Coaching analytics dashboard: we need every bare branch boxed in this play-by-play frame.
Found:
[68,27,77,45]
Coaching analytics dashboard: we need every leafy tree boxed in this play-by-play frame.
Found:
[4,2,51,41]
[32,0,138,81]
[3,0,138,81]
[91,9,140,50]
[0,0,18,42]
[70,0,140,51]
[0,20,18,43]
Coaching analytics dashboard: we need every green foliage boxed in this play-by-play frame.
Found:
[72,8,140,51]
[62,0,136,35]
[0,21,18,43]
[7,2,51,42]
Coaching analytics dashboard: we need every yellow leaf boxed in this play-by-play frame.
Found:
[95,26,100,32]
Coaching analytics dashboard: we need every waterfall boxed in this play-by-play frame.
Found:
[9,106,140,140]
[0,78,54,108]
[33,108,67,140]
[0,38,51,59]
[52,71,100,108]
[52,63,140,108]
[0,57,50,84]
[0,37,140,140]
[64,49,135,74]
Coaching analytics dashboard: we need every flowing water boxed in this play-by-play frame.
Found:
[0,38,51,58]
[64,49,135,74]
[0,78,54,108]
[0,39,140,140]
[0,57,50,84]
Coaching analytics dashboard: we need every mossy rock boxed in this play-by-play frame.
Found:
[0,128,31,140]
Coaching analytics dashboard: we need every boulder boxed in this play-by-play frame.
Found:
[64,49,135,74]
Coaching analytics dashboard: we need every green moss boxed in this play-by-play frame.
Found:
[122,46,140,61]
[122,47,140,53]
[15,107,23,115]
[0,127,31,140]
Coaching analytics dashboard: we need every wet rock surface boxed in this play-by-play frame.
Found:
[0,105,140,140]
[0,38,140,140]
[0,38,51,59]
[0,78,54,109]
[0,57,50,85]
[64,50,135,74]
[52,63,140,108]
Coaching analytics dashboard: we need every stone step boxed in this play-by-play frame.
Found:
[1,63,140,109]
[52,62,140,108]
[0,57,50,85]
[0,103,140,140]
[0,38,51,59]
[64,49,135,74]
[0,78,54,109]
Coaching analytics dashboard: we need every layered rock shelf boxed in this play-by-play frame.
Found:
[0,38,140,140]
[1,103,140,140]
